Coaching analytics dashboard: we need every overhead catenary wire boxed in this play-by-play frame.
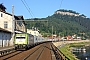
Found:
[20,0,34,18]
[14,19,48,23]
[59,0,63,9]
[23,0,35,18]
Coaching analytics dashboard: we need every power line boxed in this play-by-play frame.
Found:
[20,0,34,18]
[59,0,63,9]
[15,20,48,22]
[23,0,35,18]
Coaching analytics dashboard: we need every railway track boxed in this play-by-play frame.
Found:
[0,44,42,60]
[0,43,50,60]
[0,42,67,60]
[0,51,23,60]
[24,42,52,60]
[24,45,45,60]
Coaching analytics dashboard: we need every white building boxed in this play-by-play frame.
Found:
[27,29,41,36]
[27,29,45,42]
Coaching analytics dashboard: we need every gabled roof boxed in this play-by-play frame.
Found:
[0,10,25,24]
[16,16,24,20]
[0,10,12,16]
[15,16,25,24]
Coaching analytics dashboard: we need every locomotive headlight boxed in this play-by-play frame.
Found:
[15,45,18,47]
[23,45,26,47]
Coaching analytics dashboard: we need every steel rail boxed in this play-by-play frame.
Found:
[35,47,44,60]
[23,45,43,60]
[0,51,23,60]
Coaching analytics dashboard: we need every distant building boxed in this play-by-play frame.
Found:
[27,28,44,42]
[27,29,41,36]
[77,37,81,40]
[67,35,72,40]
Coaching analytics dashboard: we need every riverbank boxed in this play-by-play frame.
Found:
[59,44,78,60]
[53,40,90,60]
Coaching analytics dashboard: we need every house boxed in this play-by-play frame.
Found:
[67,35,72,40]
[0,10,26,32]
[0,10,26,46]
[27,29,40,36]
[15,16,26,33]
[27,28,44,42]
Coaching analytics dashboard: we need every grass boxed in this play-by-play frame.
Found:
[60,44,77,60]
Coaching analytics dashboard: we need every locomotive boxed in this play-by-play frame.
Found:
[14,33,45,50]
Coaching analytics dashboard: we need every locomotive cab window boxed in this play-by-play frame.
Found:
[16,37,25,39]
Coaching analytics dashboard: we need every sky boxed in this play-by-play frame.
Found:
[0,0,90,19]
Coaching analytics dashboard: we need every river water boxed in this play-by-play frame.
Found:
[73,46,90,60]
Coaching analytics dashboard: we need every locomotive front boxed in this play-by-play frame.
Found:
[14,33,28,50]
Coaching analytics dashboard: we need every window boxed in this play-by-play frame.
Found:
[17,21,22,26]
[0,13,3,17]
[4,21,8,28]
[34,32,36,34]
[16,37,25,39]
[1,13,3,17]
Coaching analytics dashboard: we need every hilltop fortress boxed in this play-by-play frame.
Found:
[54,9,86,18]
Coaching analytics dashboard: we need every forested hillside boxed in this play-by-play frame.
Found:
[25,9,90,38]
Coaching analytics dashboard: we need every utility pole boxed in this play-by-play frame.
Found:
[52,26,53,42]
[12,5,15,46]
[59,33,60,41]
[55,31,56,41]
